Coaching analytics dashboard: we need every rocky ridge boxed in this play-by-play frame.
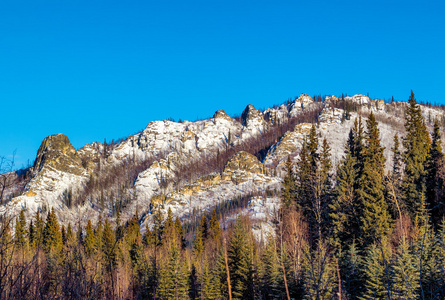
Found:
[3,94,445,229]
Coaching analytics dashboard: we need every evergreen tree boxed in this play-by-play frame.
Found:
[402,91,431,221]
[158,244,188,300]
[296,140,312,211]
[34,210,44,249]
[342,240,363,300]
[102,219,116,269]
[42,207,62,254]
[330,147,359,250]
[262,238,284,299]
[203,257,219,300]
[351,116,365,177]
[15,209,27,249]
[302,240,336,300]
[28,220,34,248]
[392,240,420,299]
[427,119,443,221]
[200,215,208,240]
[84,219,95,255]
[193,226,204,258]
[392,133,403,183]
[281,156,296,208]
[360,241,391,300]
[174,216,185,248]
[76,223,83,246]
[228,217,253,300]
[307,123,319,170]
[358,111,392,244]
[209,209,221,243]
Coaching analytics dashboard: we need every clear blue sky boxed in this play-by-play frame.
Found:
[1,0,444,169]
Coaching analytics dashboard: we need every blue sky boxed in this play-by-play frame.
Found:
[1,0,444,168]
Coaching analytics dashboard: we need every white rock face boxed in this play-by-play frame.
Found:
[289,94,314,117]
[5,93,445,233]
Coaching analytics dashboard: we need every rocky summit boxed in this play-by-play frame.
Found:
[3,93,445,231]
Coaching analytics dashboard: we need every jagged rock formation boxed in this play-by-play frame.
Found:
[32,134,84,176]
[3,93,445,229]
[3,134,89,219]
[221,151,267,183]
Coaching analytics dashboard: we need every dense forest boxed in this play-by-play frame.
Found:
[1,91,445,299]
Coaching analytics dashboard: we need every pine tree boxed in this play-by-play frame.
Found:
[281,156,296,208]
[307,124,319,170]
[84,219,95,255]
[342,240,363,300]
[262,238,284,299]
[174,216,185,248]
[76,223,83,246]
[358,111,392,243]
[392,240,420,299]
[296,140,312,211]
[34,210,44,249]
[331,145,359,250]
[42,207,62,254]
[360,241,391,300]
[102,219,116,269]
[228,217,253,300]
[28,220,34,248]
[351,116,365,177]
[402,91,431,221]
[302,240,336,300]
[209,209,221,243]
[427,119,443,221]
[66,222,74,245]
[200,215,208,240]
[158,243,188,300]
[193,226,204,258]
[15,209,27,249]
[413,220,443,299]
[203,257,219,300]
[392,133,403,183]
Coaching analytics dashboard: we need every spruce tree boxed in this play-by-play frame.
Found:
[281,156,296,208]
[307,123,319,170]
[360,241,391,300]
[34,210,44,249]
[402,91,431,221]
[392,240,420,299]
[84,219,95,255]
[228,217,253,300]
[28,220,34,248]
[102,219,116,269]
[392,133,403,183]
[427,119,443,221]
[15,209,27,249]
[358,111,391,243]
[158,243,188,300]
[42,207,62,254]
[302,240,336,300]
[200,215,208,240]
[209,209,221,243]
[262,238,284,299]
[342,240,363,300]
[296,140,312,211]
[203,257,219,300]
[331,145,359,250]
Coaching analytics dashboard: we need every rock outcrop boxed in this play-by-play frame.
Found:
[241,104,266,128]
[222,151,267,183]
[32,134,84,176]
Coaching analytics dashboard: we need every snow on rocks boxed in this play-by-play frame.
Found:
[289,94,314,117]
[263,123,312,166]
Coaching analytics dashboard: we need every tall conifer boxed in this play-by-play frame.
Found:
[402,91,431,221]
